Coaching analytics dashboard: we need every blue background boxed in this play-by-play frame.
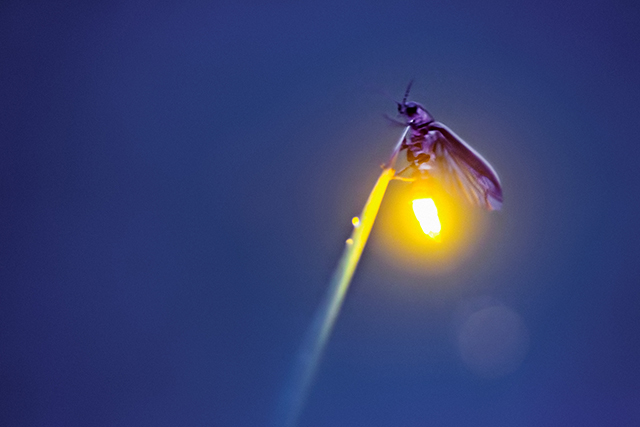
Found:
[1,1,639,426]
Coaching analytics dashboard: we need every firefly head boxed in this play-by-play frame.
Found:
[398,101,419,117]
[398,101,434,124]
[395,81,435,124]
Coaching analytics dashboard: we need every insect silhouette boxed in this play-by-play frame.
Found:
[393,82,503,210]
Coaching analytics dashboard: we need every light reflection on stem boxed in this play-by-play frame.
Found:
[274,127,409,427]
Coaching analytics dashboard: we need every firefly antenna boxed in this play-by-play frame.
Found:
[402,79,414,106]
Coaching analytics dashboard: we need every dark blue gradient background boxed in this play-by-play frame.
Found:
[2,1,639,426]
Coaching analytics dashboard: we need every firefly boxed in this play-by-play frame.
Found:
[394,81,503,211]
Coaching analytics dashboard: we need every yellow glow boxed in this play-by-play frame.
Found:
[373,184,490,278]
[352,217,360,227]
[412,198,441,239]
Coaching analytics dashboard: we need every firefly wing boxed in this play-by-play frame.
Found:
[428,122,503,210]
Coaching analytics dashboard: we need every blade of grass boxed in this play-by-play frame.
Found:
[274,127,409,427]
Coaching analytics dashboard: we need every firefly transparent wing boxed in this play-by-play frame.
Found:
[429,122,503,210]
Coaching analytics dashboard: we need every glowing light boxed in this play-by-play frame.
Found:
[412,198,441,239]
[352,217,360,227]
[345,238,354,245]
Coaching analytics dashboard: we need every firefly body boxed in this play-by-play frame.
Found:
[396,86,503,210]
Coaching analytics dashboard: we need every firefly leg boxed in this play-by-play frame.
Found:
[393,165,417,182]
[383,114,408,127]
[392,176,416,182]
[394,164,414,177]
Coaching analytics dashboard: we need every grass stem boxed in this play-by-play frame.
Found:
[274,127,409,427]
